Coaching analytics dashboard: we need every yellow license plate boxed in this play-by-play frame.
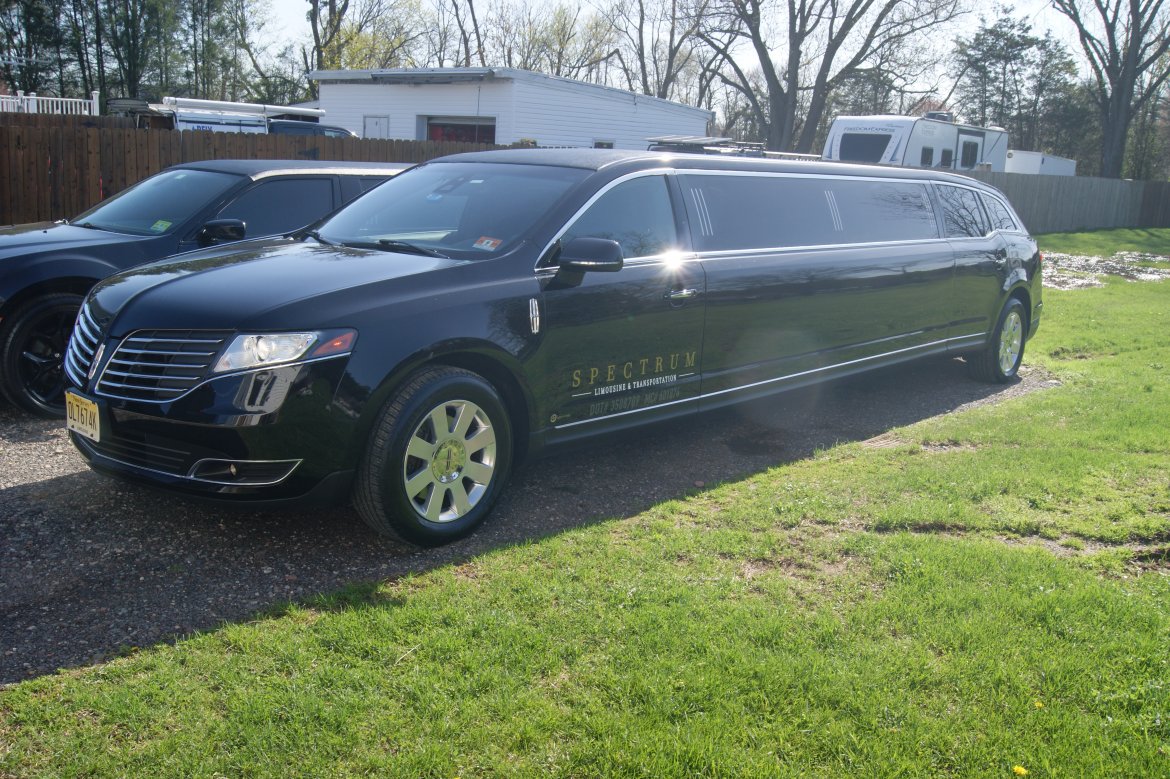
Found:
[65,391,101,442]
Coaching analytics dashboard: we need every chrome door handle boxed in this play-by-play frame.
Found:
[665,288,698,301]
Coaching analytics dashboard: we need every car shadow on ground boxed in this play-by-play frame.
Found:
[0,356,1055,684]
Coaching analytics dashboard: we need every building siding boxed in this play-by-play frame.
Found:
[508,78,709,148]
[317,73,711,148]
[319,81,515,141]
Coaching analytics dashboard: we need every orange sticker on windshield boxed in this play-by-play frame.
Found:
[473,237,502,251]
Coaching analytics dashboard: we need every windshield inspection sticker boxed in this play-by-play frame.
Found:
[150,220,172,233]
[473,237,502,251]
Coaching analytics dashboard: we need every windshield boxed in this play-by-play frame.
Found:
[72,169,242,236]
[317,162,590,257]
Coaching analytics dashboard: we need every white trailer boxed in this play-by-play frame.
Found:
[822,114,1009,172]
[109,97,326,134]
[1005,149,1077,176]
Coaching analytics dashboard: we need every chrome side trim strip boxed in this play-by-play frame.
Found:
[553,333,985,430]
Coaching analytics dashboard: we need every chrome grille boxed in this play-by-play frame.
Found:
[96,330,232,402]
[64,302,102,387]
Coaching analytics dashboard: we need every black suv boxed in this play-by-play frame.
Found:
[267,120,357,138]
[0,159,403,416]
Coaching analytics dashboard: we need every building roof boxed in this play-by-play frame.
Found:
[308,67,714,121]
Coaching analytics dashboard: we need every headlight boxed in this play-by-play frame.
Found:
[212,329,356,374]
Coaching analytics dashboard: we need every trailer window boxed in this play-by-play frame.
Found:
[939,149,953,168]
[920,147,934,166]
[839,133,891,163]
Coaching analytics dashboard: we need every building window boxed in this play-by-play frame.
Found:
[593,140,614,149]
[426,117,496,144]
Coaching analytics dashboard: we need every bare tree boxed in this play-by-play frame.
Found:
[303,0,425,93]
[1050,0,1170,178]
[606,0,708,101]
[700,0,961,151]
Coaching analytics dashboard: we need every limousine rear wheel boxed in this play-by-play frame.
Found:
[355,366,513,545]
[968,297,1027,383]
[0,292,83,418]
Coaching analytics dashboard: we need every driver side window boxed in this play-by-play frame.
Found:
[560,176,677,259]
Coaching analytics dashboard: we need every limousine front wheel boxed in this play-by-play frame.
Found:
[355,367,513,545]
[969,297,1027,383]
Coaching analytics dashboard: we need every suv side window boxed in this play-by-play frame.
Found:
[560,176,677,259]
[982,194,1019,232]
[936,184,990,238]
[680,174,937,251]
[217,177,336,237]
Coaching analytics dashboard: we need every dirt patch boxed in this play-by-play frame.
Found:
[1043,251,1170,290]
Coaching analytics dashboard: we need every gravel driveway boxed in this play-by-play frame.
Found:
[1,357,1055,684]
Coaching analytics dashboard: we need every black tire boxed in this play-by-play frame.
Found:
[968,297,1027,383]
[354,366,513,545]
[0,293,84,417]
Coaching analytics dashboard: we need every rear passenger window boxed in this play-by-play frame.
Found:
[561,176,677,259]
[937,185,991,238]
[679,174,937,251]
[218,178,335,237]
[982,195,1019,232]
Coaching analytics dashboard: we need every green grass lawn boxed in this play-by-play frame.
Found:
[1036,227,1170,257]
[3,235,1170,776]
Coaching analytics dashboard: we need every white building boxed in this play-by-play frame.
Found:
[309,67,713,149]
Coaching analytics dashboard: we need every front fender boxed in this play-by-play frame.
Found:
[0,255,122,315]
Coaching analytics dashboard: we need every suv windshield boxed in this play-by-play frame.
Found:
[72,169,242,236]
[317,162,589,257]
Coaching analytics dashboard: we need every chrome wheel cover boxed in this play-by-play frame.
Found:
[402,398,497,523]
[998,310,1024,374]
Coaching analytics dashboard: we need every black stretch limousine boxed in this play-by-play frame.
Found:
[64,149,1041,545]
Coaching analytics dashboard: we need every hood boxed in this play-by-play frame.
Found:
[0,222,154,259]
[90,238,469,334]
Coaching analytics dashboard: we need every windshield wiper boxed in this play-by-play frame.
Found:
[73,221,104,231]
[300,229,336,246]
[377,239,449,259]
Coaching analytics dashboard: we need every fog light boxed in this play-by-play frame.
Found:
[188,458,301,485]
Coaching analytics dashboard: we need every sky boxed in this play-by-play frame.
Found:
[262,0,1085,81]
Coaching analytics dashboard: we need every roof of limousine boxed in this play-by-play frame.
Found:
[433,147,1002,191]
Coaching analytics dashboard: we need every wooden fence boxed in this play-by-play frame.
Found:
[0,114,500,225]
[966,171,1170,234]
[3,113,1170,232]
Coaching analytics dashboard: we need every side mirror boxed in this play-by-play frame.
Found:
[557,237,624,273]
[198,218,246,246]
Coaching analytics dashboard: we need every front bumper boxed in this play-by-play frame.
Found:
[68,356,363,503]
